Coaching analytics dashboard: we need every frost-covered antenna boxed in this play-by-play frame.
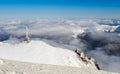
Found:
[24,26,30,43]
[26,26,29,38]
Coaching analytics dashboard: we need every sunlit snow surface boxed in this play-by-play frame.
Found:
[0,40,87,67]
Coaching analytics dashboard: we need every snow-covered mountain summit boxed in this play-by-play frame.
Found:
[0,40,86,67]
[0,40,118,74]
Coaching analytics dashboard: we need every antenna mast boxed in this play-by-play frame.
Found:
[24,26,30,43]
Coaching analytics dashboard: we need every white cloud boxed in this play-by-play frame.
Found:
[0,18,119,73]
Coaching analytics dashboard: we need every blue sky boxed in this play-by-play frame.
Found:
[0,0,120,19]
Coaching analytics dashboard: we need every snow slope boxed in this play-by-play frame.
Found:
[0,40,87,67]
[0,40,118,74]
[0,59,117,74]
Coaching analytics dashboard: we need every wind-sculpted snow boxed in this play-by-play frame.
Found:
[0,18,120,73]
[0,59,117,74]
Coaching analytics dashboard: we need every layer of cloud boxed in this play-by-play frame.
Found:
[0,18,120,73]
